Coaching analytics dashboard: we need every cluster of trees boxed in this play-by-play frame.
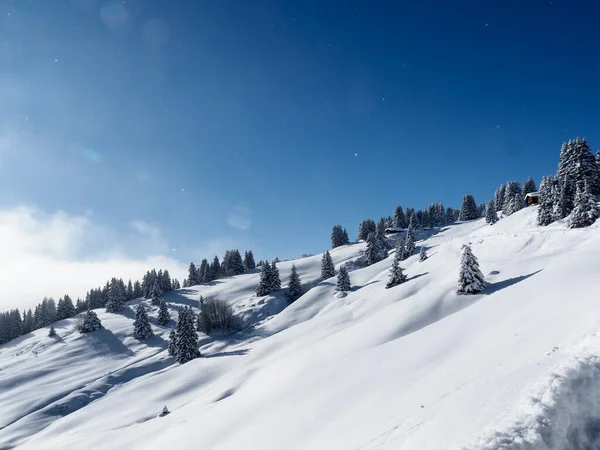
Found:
[492,179,533,217]
[331,225,351,248]
[255,260,282,296]
[538,139,599,228]
[185,250,257,288]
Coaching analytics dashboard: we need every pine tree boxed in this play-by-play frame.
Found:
[494,184,506,212]
[133,280,142,299]
[228,249,245,275]
[106,278,125,313]
[182,279,189,288]
[244,251,256,270]
[126,280,134,300]
[557,138,600,195]
[558,174,576,218]
[287,265,303,302]
[402,221,416,260]
[80,310,102,333]
[48,324,56,337]
[150,280,162,306]
[320,251,336,280]
[393,205,407,229]
[133,303,154,340]
[337,265,351,292]
[537,175,556,226]
[485,200,499,225]
[419,246,428,262]
[167,329,177,356]
[376,217,387,249]
[569,181,599,228]
[187,263,198,286]
[457,245,486,295]
[270,260,281,291]
[211,256,221,279]
[503,181,524,216]
[331,224,350,248]
[477,203,486,218]
[256,260,272,296]
[172,279,181,290]
[175,307,200,364]
[386,249,407,289]
[523,177,537,196]
[365,232,381,266]
[459,194,479,220]
[157,300,170,326]
[357,219,376,241]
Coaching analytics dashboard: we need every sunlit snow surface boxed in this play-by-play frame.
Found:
[3,206,600,449]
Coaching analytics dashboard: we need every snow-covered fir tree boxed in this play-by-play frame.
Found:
[187,262,198,286]
[402,221,416,259]
[105,278,125,313]
[211,256,221,279]
[537,175,556,226]
[175,307,200,364]
[459,194,479,220]
[80,310,102,333]
[133,280,142,299]
[419,246,428,262]
[477,203,486,218]
[287,265,303,302]
[167,329,177,356]
[365,232,381,266]
[523,177,537,196]
[172,279,181,290]
[393,205,407,229]
[48,324,56,337]
[150,280,162,306]
[386,246,407,289]
[270,260,281,291]
[182,279,189,288]
[357,219,376,241]
[503,181,524,216]
[557,138,600,195]
[256,260,272,296]
[133,303,154,340]
[157,300,170,326]
[244,251,256,270]
[569,181,599,228]
[485,200,499,225]
[558,174,575,219]
[321,250,336,280]
[56,295,76,320]
[457,245,486,295]
[331,224,350,248]
[494,184,506,212]
[337,264,351,292]
[126,280,134,300]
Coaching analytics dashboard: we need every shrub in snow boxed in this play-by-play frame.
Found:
[48,324,56,337]
[175,307,200,364]
[133,303,154,340]
[337,265,351,292]
[457,245,486,295]
[197,299,240,335]
[569,181,599,229]
[287,265,303,302]
[386,249,407,289]
[159,406,170,417]
[459,194,479,221]
[321,251,336,280]
[78,310,102,333]
[157,300,170,326]
[485,200,499,225]
[419,246,428,262]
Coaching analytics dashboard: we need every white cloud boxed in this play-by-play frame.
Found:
[0,207,187,311]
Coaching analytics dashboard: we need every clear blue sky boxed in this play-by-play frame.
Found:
[1,0,600,262]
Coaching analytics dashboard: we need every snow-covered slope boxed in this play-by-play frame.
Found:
[3,206,600,449]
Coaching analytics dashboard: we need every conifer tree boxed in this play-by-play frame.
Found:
[459,194,479,221]
[337,265,351,292]
[270,260,281,291]
[523,177,537,196]
[256,260,272,296]
[175,307,200,364]
[80,310,102,333]
[287,265,303,302]
[157,300,170,326]
[172,279,181,290]
[365,232,381,266]
[321,251,336,280]
[558,175,576,218]
[386,248,407,288]
[357,219,377,241]
[419,246,428,262]
[402,222,416,260]
[569,181,599,228]
[331,224,350,248]
[187,263,198,286]
[537,175,556,226]
[211,256,221,279]
[393,205,407,228]
[126,280,134,300]
[494,184,506,212]
[457,245,486,295]
[182,279,189,288]
[244,251,256,270]
[168,329,177,356]
[133,303,154,340]
[150,280,162,306]
[485,200,499,225]
[558,138,600,195]
[48,324,56,337]
[133,280,142,299]
[105,278,125,313]
[228,249,246,275]
[503,181,524,216]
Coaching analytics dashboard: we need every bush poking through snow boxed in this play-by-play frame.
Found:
[457,245,486,295]
[197,299,241,335]
[48,324,56,337]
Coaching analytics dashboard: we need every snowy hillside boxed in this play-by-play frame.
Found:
[3,206,600,449]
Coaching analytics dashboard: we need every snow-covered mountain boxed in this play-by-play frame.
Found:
[2,205,600,449]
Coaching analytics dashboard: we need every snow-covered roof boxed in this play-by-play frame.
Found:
[525,191,540,198]
[384,227,406,233]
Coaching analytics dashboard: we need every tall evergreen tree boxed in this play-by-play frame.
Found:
[321,251,336,280]
[211,256,221,279]
[386,248,407,289]
[523,177,538,196]
[477,203,486,218]
[494,184,506,212]
[244,251,256,270]
[157,300,170,326]
[357,219,376,241]
[558,174,576,219]
[256,260,272,296]
[287,265,303,302]
[569,181,599,228]
[557,138,600,195]
[537,175,556,226]
[331,224,350,248]
[106,278,126,313]
[270,260,281,291]
[459,194,479,220]
[485,200,499,225]
[187,263,198,286]
[175,307,200,364]
[80,310,102,333]
[226,249,245,275]
[457,245,486,295]
[503,181,524,216]
[168,329,177,356]
[172,279,181,290]
[126,280,134,300]
[133,280,142,299]
[133,303,154,340]
[365,232,381,266]
[150,280,162,306]
[337,265,351,292]
[403,221,416,259]
[393,205,407,228]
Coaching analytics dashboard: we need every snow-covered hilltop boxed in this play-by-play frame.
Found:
[2,205,600,449]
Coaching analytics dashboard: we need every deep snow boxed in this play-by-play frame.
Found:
[2,206,600,449]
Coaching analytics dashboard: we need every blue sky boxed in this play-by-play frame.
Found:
[1,0,600,273]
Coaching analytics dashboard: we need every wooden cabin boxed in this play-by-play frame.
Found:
[384,227,406,235]
[525,192,540,205]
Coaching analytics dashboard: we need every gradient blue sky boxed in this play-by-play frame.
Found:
[1,0,600,264]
